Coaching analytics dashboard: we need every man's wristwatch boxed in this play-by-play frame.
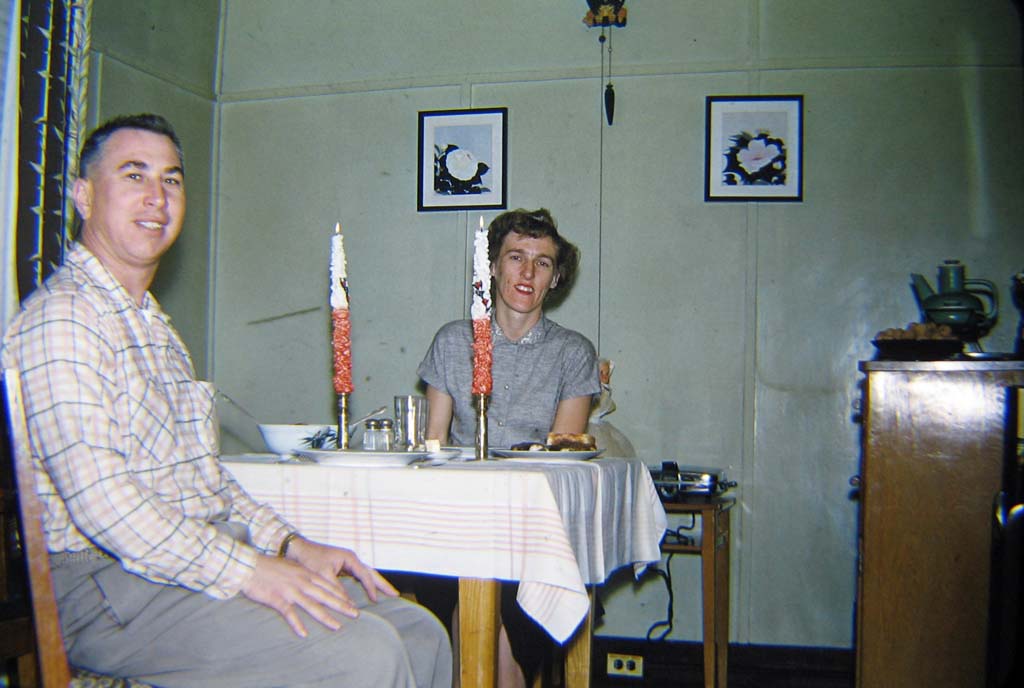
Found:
[277,531,301,558]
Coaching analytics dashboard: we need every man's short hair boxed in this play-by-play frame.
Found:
[78,113,184,179]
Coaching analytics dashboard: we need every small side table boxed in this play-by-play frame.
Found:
[660,496,735,688]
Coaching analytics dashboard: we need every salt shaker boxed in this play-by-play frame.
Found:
[363,419,381,451]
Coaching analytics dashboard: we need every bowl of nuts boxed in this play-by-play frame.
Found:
[872,322,963,360]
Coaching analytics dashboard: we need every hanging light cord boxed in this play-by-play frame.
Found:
[602,27,610,88]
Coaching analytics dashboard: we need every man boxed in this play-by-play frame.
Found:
[2,113,451,687]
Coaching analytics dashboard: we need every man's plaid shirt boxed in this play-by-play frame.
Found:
[2,243,293,599]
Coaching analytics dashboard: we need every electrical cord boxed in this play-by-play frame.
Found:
[667,514,697,543]
[644,515,699,641]
[644,559,673,641]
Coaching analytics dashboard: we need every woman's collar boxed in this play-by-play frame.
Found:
[493,314,549,345]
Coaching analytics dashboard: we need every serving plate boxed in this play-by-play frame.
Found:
[490,448,604,461]
[295,449,427,467]
[221,453,285,464]
[962,351,1019,361]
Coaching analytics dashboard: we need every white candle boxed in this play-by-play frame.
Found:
[330,222,349,309]
[470,216,490,319]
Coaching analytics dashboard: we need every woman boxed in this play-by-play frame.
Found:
[419,207,600,448]
[416,208,600,687]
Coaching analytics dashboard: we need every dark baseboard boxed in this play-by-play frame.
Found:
[590,636,854,688]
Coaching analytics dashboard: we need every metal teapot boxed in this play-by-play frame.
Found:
[910,260,998,346]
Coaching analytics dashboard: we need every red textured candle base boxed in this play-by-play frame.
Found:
[332,308,353,393]
[471,318,492,394]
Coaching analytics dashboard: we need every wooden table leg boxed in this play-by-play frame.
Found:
[563,588,594,688]
[661,499,734,688]
[715,509,731,688]
[459,577,499,688]
[700,508,717,688]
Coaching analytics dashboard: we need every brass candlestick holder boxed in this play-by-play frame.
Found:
[337,392,351,449]
[474,393,489,461]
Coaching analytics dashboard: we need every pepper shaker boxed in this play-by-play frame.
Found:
[379,418,394,451]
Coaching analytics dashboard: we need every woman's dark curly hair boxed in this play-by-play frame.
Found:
[487,208,580,293]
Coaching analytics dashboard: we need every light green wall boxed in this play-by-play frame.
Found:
[89,0,219,375]
[89,0,1024,649]
[92,0,218,99]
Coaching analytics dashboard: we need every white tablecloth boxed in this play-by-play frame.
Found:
[223,455,667,643]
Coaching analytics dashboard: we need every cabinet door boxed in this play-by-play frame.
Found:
[858,366,1024,688]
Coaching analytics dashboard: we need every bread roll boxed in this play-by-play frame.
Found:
[545,433,597,451]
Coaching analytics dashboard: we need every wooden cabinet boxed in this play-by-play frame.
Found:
[856,361,1024,688]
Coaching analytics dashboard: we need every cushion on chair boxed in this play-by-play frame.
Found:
[71,666,154,687]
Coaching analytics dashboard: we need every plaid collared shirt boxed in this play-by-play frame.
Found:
[2,243,292,599]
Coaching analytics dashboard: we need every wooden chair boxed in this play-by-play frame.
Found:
[1,369,41,687]
[3,369,151,687]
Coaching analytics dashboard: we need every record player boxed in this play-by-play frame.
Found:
[649,461,736,501]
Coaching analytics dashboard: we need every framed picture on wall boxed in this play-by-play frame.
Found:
[704,95,803,202]
[418,107,507,212]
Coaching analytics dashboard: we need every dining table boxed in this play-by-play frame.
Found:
[222,451,668,688]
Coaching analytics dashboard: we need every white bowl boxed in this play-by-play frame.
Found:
[258,423,336,454]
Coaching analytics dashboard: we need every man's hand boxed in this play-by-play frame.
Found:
[241,538,398,637]
[242,553,354,637]
[285,536,398,603]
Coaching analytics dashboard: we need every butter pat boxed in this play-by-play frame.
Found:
[425,439,441,453]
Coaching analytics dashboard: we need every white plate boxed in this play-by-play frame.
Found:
[296,449,427,467]
[408,447,471,467]
[444,446,478,461]
[426,447,464,461]
[490,449,604,461]
[222,453,285,464]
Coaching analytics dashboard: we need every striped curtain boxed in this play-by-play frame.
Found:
[14,0,90,302]
[1,2,21,329]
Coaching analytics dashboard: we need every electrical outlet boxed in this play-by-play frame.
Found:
[607,652,644,678]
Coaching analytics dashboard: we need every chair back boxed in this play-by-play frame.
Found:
[3,369,72,687]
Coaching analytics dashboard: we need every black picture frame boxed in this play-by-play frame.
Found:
[418,107,508,212]
[704,95,804,202]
